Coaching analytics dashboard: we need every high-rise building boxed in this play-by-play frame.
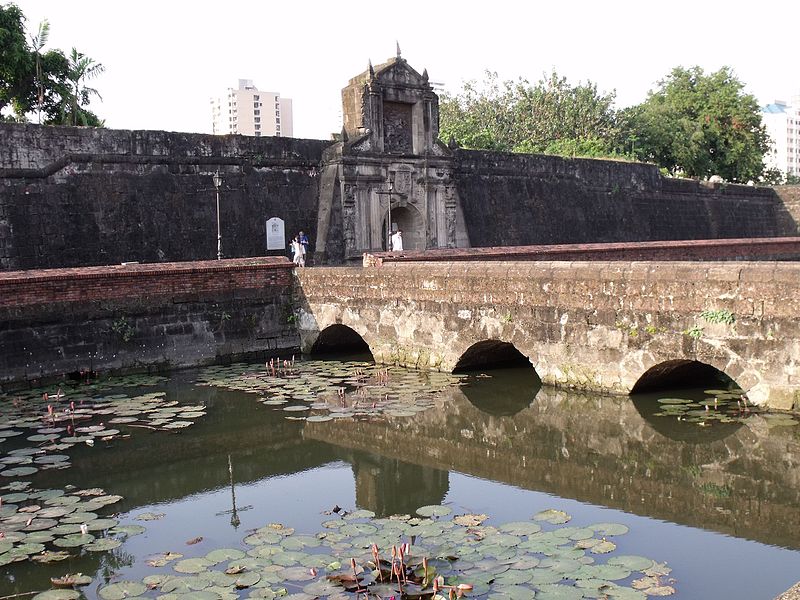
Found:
[762,96,800,178]
[211,79,293,137]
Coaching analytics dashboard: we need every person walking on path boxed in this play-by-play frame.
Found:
[298,231,310,264]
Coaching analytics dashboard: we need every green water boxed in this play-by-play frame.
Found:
[1,358,799,599]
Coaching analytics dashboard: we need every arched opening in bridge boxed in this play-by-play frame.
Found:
[630,359,739,395]
[382,205,424,250]
[630,359,744,443]
[310,324,373,359]
[454,340,541,416]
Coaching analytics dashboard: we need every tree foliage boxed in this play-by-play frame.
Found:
[439,66,772,182]
[627,66,769,182]
[439,70,630,159]
[0,2,32,119]
[0,2,104,126]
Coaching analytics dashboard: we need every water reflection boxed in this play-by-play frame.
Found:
[631,388,744,443]
[459,367,541,416]
[3,361,800,598]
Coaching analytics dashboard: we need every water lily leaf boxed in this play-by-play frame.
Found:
[417,505,452,518]
[590,523,629,537]
[146,551,184,566]
[534,509,571,524]
[499,521,542,536]
[98,581,148,599]
[339,522,378,536]
[51,573,93,586]
[234,571,262,588]
[85,538,123,551]
[174,557,213,573]
[109,524,146,537]
[535,584,586,599]
[608,555,655,572]
[344,509,376,519]
[32,591,81,600]
[454,513,489,527]
[31,550,72,563]
[206,547,246,564]
[54,533,95,547]
[591,540,617,554]
[1,466,38,477]
[136,512,166,521]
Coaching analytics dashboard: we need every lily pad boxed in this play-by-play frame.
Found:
[85,538,123,551]
[33,592,81,600]
[417,505,452,518]
[98,581,148,599]
[534,509,572,524]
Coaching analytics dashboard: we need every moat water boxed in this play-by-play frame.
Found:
[1,356,799,599]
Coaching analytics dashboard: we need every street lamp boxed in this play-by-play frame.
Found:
[212,170,223,260]
[386,181,394,249]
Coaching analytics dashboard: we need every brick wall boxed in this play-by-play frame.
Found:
[369,238,800,263]
[0,257,297,388]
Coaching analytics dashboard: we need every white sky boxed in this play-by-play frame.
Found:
[12,0,800,139]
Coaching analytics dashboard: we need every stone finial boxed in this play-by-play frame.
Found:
[448,135,459,150]
[422,68,429,83]
[396,41,401,58]
[368,59,374,80]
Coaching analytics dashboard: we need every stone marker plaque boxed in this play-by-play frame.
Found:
[266,217,285,250]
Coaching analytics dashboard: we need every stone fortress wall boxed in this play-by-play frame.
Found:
[1,122,798,271]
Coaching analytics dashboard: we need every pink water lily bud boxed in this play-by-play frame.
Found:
[309,568,317,577]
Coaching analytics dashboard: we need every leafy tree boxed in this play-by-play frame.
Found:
[0,4,104,126]
[0,2,32,119]
[628,66,769,182]
[59,47,105,126]
[29,17,48,122]
[439,70,630,160]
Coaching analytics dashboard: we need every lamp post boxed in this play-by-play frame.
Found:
[386,181,393,249]
[212,170,223,260]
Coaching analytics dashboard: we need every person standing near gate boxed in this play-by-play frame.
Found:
[298,231,310,265]
[391,229,403,252]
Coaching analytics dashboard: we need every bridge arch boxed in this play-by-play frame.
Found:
[453,339,534,373]
[310,324,372,357]
[630,358,742,395]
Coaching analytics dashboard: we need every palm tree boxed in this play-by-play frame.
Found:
[29,19,50,124]
[62,47,104,126]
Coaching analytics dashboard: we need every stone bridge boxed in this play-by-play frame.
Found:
[295,261,800,409]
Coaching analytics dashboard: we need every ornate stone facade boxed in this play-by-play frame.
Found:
[316,52,468,263]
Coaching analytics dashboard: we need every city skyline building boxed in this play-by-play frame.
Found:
[762,95,800,179]
[211,79,293,137]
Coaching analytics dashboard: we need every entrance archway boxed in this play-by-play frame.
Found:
[383,205,424,250]
[310,324,372,357]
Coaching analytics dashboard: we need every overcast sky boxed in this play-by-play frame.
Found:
[12,0,800,139]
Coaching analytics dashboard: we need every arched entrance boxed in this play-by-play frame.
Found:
[382,205,424,250]
[310,324,372,358]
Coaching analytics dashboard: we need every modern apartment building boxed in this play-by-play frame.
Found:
[211,79,293,137]
[762,96,800,178]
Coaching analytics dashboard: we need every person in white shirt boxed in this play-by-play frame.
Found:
[390,230,403,251]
